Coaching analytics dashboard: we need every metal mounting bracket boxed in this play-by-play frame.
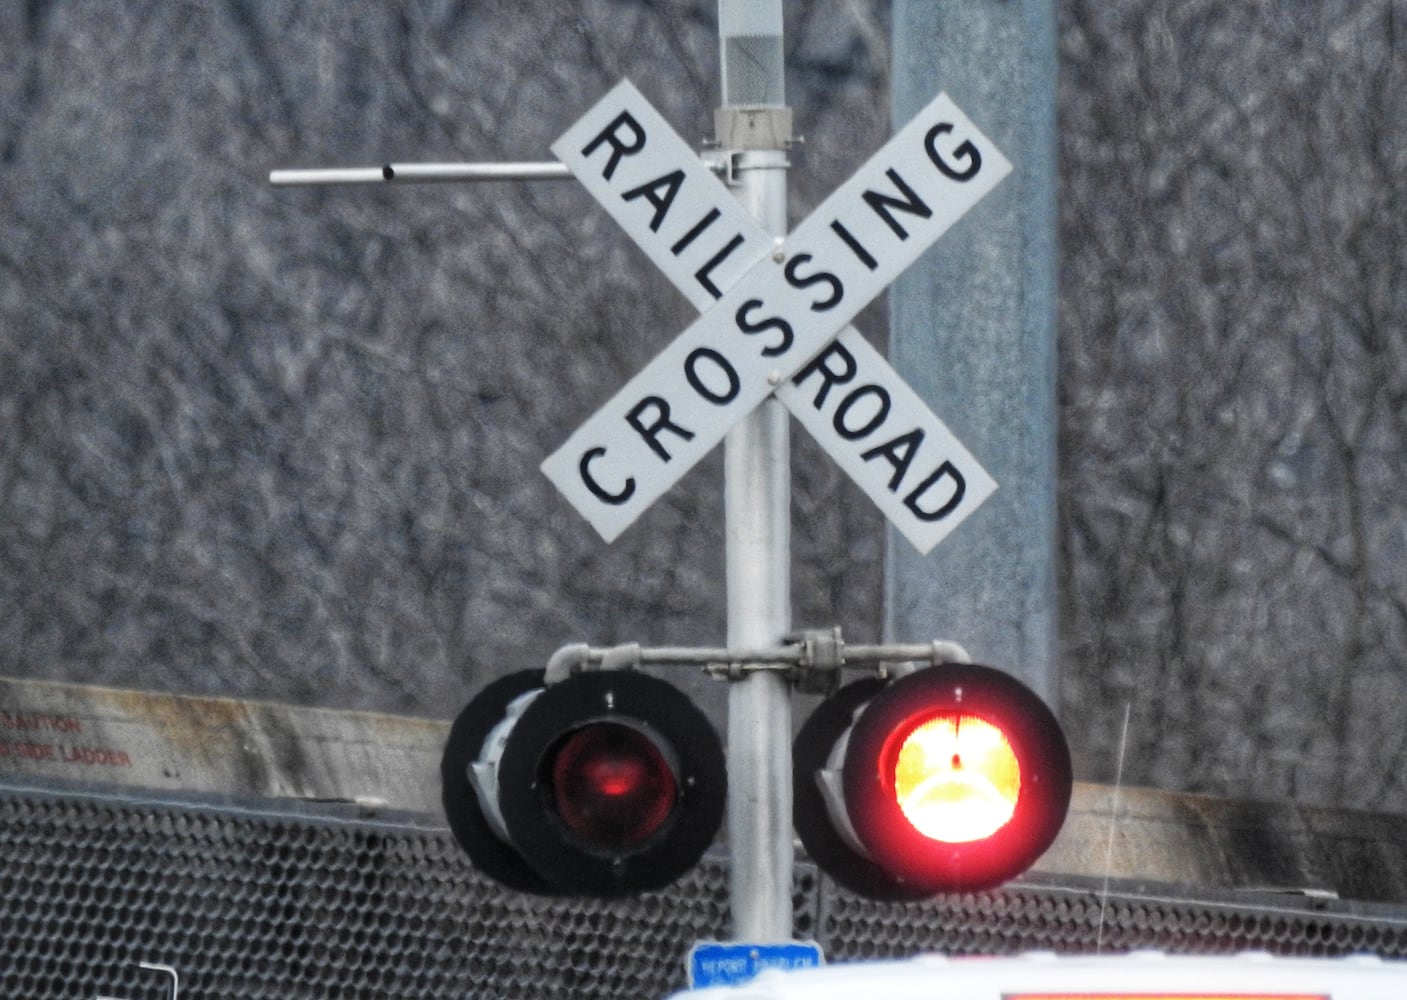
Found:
[540,629,971,692]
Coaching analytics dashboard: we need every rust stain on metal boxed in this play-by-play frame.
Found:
[105,686,255,761]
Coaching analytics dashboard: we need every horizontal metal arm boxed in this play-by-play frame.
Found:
[268,161,574,187]
[543,629,971,691]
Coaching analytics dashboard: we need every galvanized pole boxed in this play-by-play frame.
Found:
[717,0,794,943]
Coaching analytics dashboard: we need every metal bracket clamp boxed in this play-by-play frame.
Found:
[544,642,642,685]
[701,147,789,188]
[703,105,793,190]
[541,632,972,686]
[789,626,845,695]
[713,106,794,151]
[700,651,795,682]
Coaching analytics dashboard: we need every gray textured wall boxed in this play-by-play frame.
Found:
[0,2,890,726]
[2,1,1404,814]
[1057,1,1406,809]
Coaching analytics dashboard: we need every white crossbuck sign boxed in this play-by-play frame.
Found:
[542,81,1009,554]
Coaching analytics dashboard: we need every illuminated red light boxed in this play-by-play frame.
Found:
[795,664,1073,896]
[891,712,1020,843]
[551,723,678,848]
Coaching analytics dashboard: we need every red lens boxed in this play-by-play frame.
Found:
[890,712,1021,843]
[550,723,678,848]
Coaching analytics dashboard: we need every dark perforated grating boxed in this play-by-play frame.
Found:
[0,783,742,999]
[818,883,1407,964]
[3,782,1407,999]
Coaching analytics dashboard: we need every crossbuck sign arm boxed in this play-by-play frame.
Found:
[542,80,1007,553]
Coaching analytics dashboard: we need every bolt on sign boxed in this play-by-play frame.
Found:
[542,80,1008,553]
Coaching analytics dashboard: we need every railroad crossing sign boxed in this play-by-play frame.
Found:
[541,80,1008,553]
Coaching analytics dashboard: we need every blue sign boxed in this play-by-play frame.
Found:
[688,941,825,989]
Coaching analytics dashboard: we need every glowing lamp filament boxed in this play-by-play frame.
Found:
[892,713,1021,843]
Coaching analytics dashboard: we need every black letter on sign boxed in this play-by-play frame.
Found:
[833,384,891,441]
[790,340,856,409]
[622,170,685,232]
[695,234,746,300]
[925,123,982,182]
[626,396,695,462]
[831,219,878,271]
[862,428,925,491]
[684,348,740,405]
[862,168,932,240]
[579,447,636,505]
[783,254,844,312]
[581,110,646,181]
[735,299,794,357]
[671,207,721,255]
[904,461,967,521]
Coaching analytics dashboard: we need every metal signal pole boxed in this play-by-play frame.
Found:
[717,0,794,943]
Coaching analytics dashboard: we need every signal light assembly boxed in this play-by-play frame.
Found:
[442,637,1071,902]
[441,668,726,898]
[794,663,1072,898]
